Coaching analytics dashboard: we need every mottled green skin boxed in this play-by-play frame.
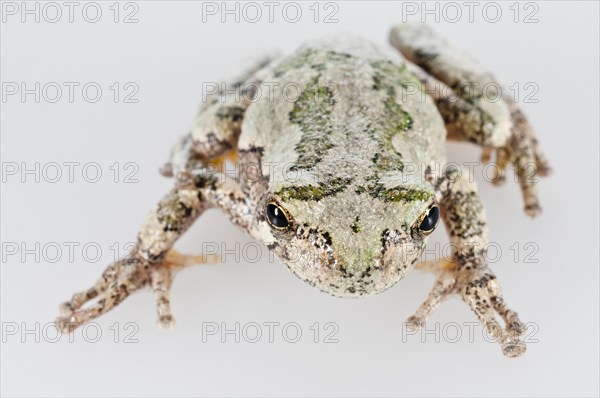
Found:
[58,26,542,357]
[239,37,446,296]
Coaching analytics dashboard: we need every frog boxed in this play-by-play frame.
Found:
[56,24,550,357]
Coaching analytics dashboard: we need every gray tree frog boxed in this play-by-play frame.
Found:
[57,24,550,357]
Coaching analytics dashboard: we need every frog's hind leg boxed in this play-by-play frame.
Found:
[160,52,280,179]
[389,23,550,216]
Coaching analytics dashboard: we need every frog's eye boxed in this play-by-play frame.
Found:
[266,202,290,229]
[419,205,440,232]
[412,205,440,239]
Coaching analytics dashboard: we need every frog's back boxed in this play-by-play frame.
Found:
[239,36,446,190]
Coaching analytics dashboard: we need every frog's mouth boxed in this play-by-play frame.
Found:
[271,228,424,298]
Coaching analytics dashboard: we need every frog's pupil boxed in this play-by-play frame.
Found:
[419,206,440,232]
[267,203,289,228]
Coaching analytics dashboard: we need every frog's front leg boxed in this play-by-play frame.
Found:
[57,172,250,332]
[408,167,527,357]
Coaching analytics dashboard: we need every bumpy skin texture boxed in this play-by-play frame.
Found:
[389,24,551,215]
[57,24,549,357]
[240,38,445,296]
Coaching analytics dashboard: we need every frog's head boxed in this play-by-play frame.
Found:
[257,178,440,297]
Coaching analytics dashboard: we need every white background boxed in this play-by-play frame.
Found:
[1,1,599,397]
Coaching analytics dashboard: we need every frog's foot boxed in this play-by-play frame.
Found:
[410,262,526,357]
[56,250,218,333]
[480,106,551,217]
[459,266,526,357]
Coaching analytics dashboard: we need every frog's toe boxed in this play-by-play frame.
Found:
[516,156,543,217]
[55,308,98,334]
[55,315,77,334]
[524,199,542,217]
[479,147,509,186]
[507,319,527,337]
[535,154,552,177]
[480,147,492,163]
[501,338,527,358]
[58,301,74,317]
[157,314,176,329]
[404,315,425,332]
[491,165,507,186]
